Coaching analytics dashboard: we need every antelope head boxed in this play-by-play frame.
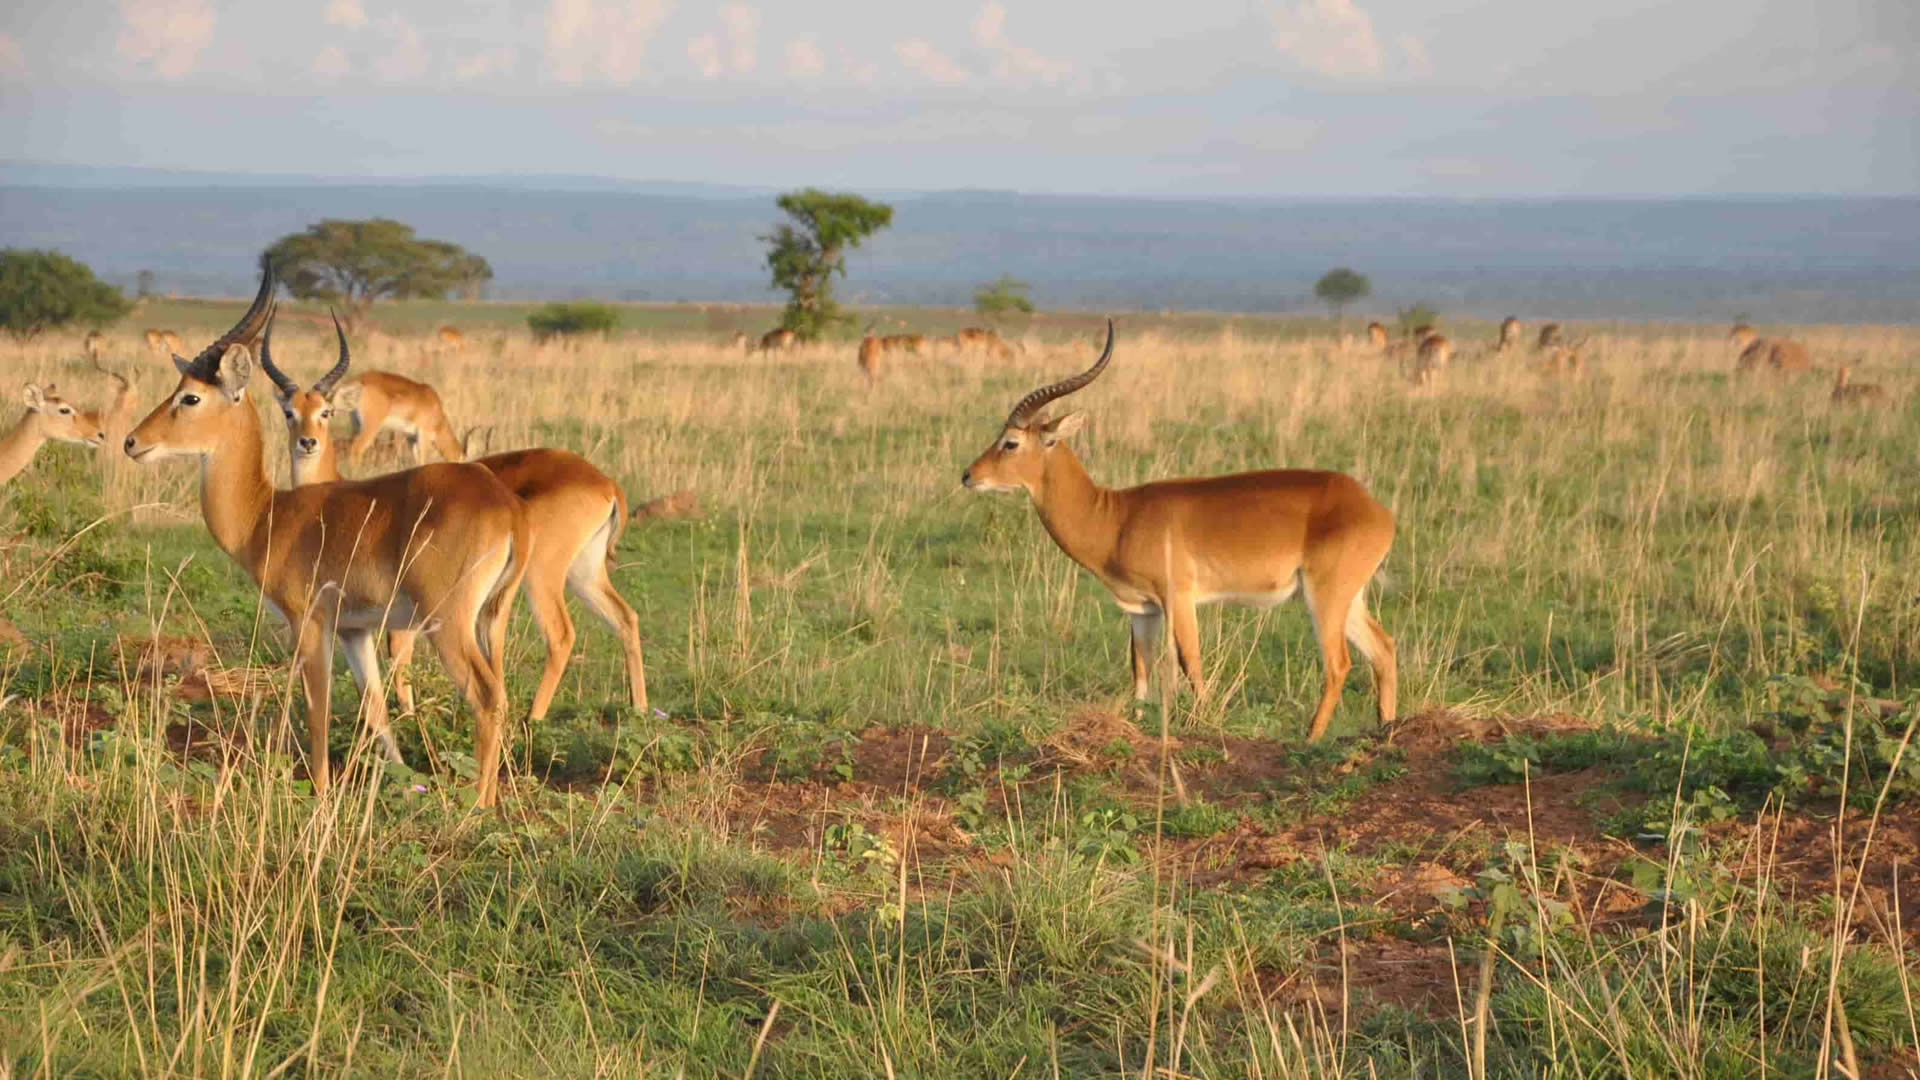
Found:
[125,266,276,463]
[21,383,106,447]
[260,309,352,473]
[960,319,1111,495]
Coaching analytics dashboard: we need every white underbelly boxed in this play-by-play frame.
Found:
[1194,583,1299,609]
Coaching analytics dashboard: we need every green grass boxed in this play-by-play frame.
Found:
[3,312,1918,1075]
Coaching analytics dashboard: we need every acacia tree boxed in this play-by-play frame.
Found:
[762,190,894,340]
[0,249,131,342]
[974,274,1036,323]
[263,219,492,331]
[1313,267,1371,325]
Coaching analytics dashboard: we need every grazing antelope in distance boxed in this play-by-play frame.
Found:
[1737,337,1812,374]
[330,368,469,469]
[953,327,1017,360]
[261,315,648,723]
[960,321,1397,741]
[1537,323,1563,349]
[1366,322,1389,349]
[84,330,107,362]
[122,268,529,806]
[145,329,185,356]
[1728,323,1758,352]
[1497,317,1521,353]
[434,325,466,352]
[728,330,750,351]
[1411,333,1452,387]
[2,383,108,487]
[857,327,929,379]
[759,328,797,352]
[1539,339,1588,377]
[1830,366,1885,405]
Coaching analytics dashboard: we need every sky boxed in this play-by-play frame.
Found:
[1,0,1915,197]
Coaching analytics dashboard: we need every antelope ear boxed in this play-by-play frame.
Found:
[22,383,44,410]
[1042,411,1084,446]
[332,382,362,409]
[218,344,253,402]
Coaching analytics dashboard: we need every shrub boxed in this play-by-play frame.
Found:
[527,301,619,340]
[0,249,131,341]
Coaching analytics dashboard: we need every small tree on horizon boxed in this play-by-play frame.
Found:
[0,249,132,342]
[1313,267,1371,325]
[974,274,1036,323]
[264,219,492,332]
[762,189,894,341]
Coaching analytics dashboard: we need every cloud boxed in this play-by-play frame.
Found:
[687,34,721,77]
[324,0,368,31]
[971,2,1070,84]
[1397,34,1431,77]
[0,33,25,79]
[454,47,518,82]
[545,0,673,84]
[895,39,970,86]
[971,3,1071,85]
[114,0,217,80]
[720,5,757,74]
[785,35,824,79]
[311,45,350,79]
[689,6,757,78]
[374,15,429,81]
[1267,0,1384,78]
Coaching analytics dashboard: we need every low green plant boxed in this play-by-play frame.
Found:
[526,300,618,340]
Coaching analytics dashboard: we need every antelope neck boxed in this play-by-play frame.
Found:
[0,411,51,485]
[1028,445,1122,573]
[198,396,278,561]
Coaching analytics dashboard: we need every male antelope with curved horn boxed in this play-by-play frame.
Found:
[260,315,648,723]
[123,267,530,806]
[960,322,1397,740]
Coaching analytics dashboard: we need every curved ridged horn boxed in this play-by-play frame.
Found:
[1005,318,1114,428]
[178,264,277,382]
[256,315,300,399]
[312,309,353,396]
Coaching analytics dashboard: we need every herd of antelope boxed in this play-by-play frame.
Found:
[3,271,1896,807]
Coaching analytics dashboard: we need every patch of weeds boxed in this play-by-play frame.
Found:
[1160,797,1237,839]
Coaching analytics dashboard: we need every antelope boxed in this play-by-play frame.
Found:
[857,328,929,379]
[1497,317,1521,353]
[260,315,648,723]
[1728,323,1758,352]
[1737,338,1812,374]
[728,330,750,351]
[1366,322,1388,349]
[960,322,1396,741]
[1537,323,1563,349]
[84,330,107,362]
[2,383,108,486]
[759,328,797,352]
[1540,340,1587,376]
[77,361,139,451]
[145,329,185,356]
[122,268,530,806]
[1411,333,1452,387]
[953,327,1017,360]
[1830,366,1885,405]
[1407,324,1436,344]
[331,370,468,468]
[434,325,466,352]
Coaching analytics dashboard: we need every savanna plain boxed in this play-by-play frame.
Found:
[3,302,1919,1078]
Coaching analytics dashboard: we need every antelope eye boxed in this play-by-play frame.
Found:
[180,394,201,406]
[320,410,332,419]
[58,406,73,415]
[1001,439,1019,451]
